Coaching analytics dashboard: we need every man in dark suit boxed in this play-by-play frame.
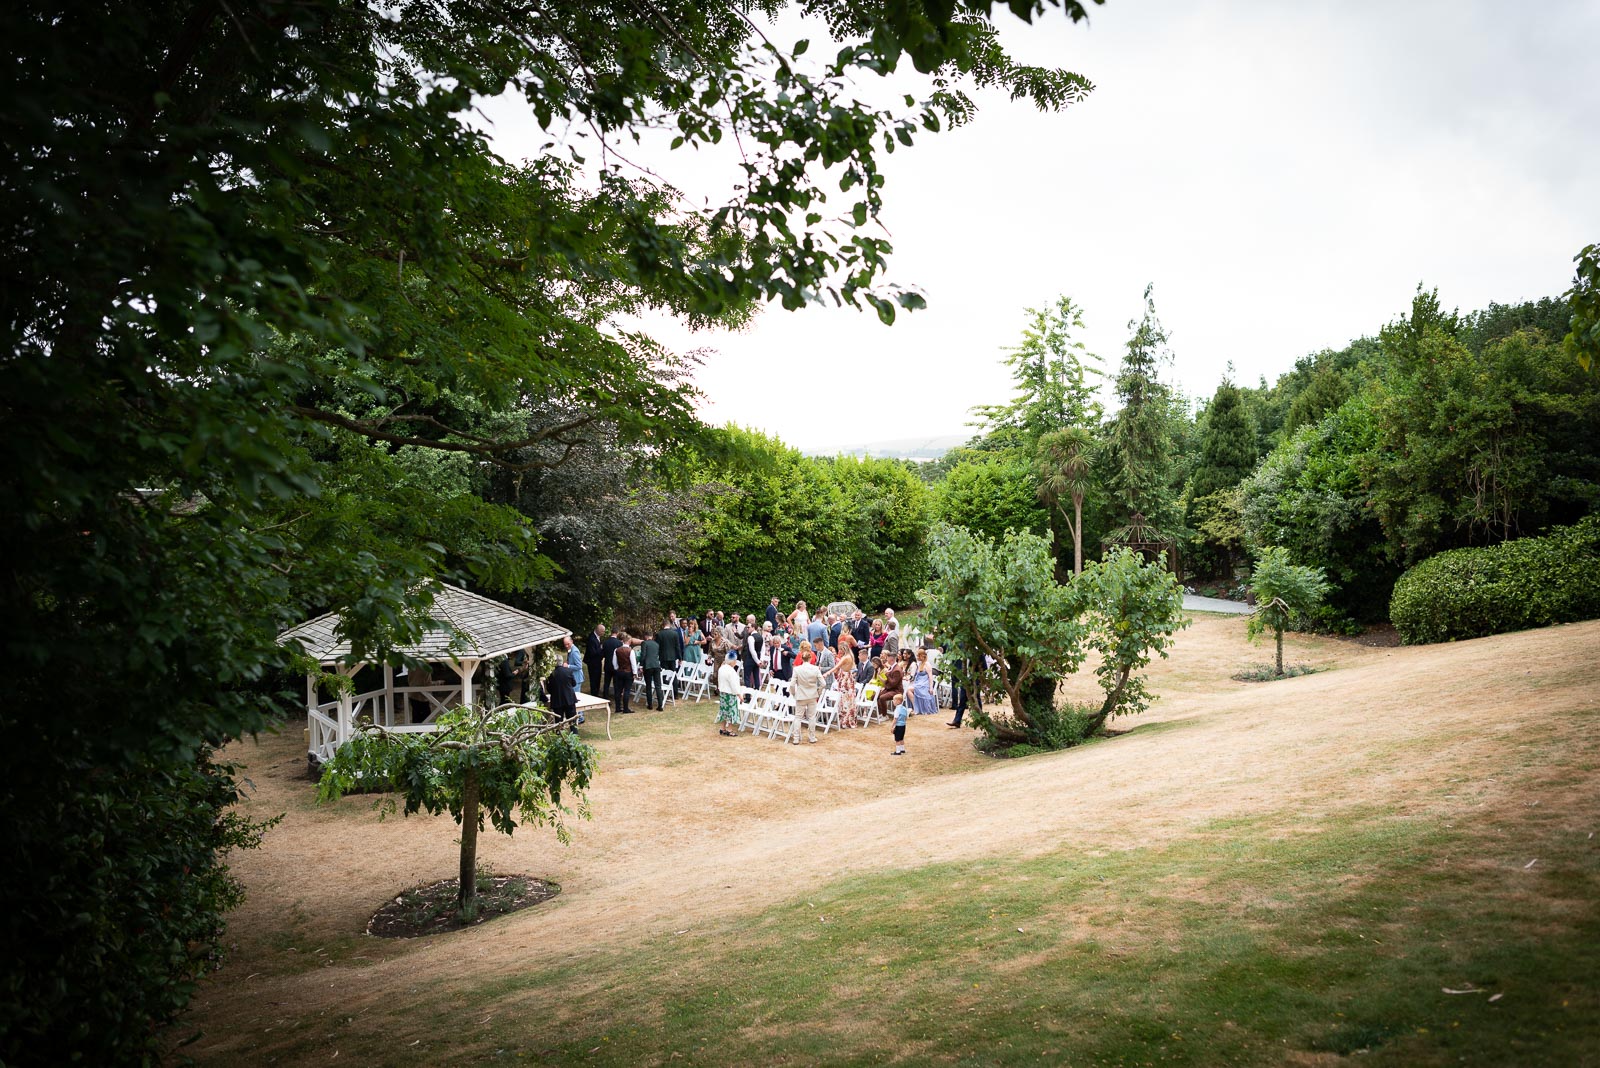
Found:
[545,660,579,733]
[741,617,764,689]
[851,609,872,652]
[639,631,662,711]
[600,628,622,699]
[765,596,781,627]
[585,624,607,697]
[655,619,682,689]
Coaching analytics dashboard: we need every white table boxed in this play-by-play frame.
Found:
[574,692,613,739]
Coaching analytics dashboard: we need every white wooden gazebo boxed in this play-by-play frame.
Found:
[278,583,569,765]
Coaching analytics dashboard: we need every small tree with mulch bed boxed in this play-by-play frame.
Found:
[318,703,595,921]
[1245,546,1331,678]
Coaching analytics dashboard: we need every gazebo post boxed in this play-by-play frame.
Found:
[453,657,480,709]
[335,662,361,746]
[335,669,352,748]
[382,662,395,727]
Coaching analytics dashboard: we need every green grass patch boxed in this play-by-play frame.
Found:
[254,781,1599,1066]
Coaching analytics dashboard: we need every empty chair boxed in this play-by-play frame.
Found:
[758,693,798,741]
[856,682,882,726]
[816,690,841,734]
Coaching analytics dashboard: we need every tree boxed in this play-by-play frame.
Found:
[972,295,1103,442]
[921,524,1185,747]
[318,704,595,919]
[1562,242,1599,372]
[1238,395,1395,621]
[1245,547,1331,677]
[1077,547,1189,734]
[485,412,705,628]
[1363,290,1600,564]
[921,524,1086,743]
[936,453,1051,544]
[1,0,1105,1057]
[1186,376,1257,578]
[1105,285,1183,537]
[1036,426,1096,574]
[1190,378,1257,501]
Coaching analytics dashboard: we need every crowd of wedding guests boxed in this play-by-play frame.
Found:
[580,599,975,754]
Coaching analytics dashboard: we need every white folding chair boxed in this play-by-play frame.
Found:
[736,687,765,733]
[758,694,797,741]
[856,682,883,726]
[658,669,677,708]
[681,663,709,701]
[816,690,840,734]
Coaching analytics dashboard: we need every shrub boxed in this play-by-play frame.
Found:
[1389,515,1600,644]
[0,749,276,1066]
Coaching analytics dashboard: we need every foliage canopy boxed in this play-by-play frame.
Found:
[1,0,1104,1057]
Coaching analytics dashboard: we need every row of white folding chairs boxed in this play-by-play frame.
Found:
[733,685,848,740]
[675,660,713,700]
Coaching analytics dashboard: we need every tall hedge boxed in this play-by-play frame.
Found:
[674,428,932,613]
[1389,515,1600,643]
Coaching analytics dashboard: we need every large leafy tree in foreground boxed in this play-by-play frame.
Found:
[921,524,1185,748]
[0,3,1104,1058]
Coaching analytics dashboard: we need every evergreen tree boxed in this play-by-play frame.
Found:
[1105,285,1182,537]
[1191,377,1257,501]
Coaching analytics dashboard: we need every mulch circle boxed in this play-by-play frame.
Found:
[366,874,560,938]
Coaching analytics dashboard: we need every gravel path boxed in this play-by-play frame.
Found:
[1183,593,1253,614]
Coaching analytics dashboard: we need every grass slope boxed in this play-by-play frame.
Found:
[186,618,1600,1066]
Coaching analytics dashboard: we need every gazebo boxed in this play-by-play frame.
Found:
[278,583,569,767]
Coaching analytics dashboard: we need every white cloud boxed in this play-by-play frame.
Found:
[483,0,1600,452]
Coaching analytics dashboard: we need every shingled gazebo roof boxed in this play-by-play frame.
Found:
[277,583,568,665]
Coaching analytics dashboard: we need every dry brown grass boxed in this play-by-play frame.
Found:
[184,616,1600,1064]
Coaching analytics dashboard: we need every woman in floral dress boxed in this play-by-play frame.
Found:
[715,651,743,736]
[834,650,859,729]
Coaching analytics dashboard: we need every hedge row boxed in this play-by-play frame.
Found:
[1389,515,1600,644]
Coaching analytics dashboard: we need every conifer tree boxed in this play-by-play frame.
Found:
[1105,285,1182,537]
[1191,376,1258,501]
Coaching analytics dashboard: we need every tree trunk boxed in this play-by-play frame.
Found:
[1086,667,1129,736]
[457,764,481,919]
[1274,627,1284,678]
[1072,493,1084,575]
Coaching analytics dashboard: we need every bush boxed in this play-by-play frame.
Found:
[1389,515,1600,644]
[0,748,276,1066]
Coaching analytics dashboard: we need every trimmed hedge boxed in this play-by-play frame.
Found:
[1389,515,1600,644]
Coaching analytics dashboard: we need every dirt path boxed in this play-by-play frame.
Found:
[186,616,1600,1059]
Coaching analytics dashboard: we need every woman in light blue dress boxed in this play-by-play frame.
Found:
[683,619,705,664]
[910,649,939,715]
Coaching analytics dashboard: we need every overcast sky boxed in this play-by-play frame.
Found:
[486,0,1600,454]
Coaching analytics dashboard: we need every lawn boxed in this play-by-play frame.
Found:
[183,617,1600,1066]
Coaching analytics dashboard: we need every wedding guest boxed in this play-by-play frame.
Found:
[715,650,742,736]
[910,648,939,715]
[834,650,859,729]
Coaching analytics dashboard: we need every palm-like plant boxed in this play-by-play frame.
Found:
[1036,426,1096,575]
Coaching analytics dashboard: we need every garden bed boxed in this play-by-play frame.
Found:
[367,874,559,938]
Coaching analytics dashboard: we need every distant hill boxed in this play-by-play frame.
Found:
[803,433,968,461]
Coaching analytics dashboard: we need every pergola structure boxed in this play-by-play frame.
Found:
[1103,511,1181,579]
[278,583,569,766]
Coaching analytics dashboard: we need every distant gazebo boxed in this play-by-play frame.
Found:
[278,583,568,766]
[1103,512,1181,578]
